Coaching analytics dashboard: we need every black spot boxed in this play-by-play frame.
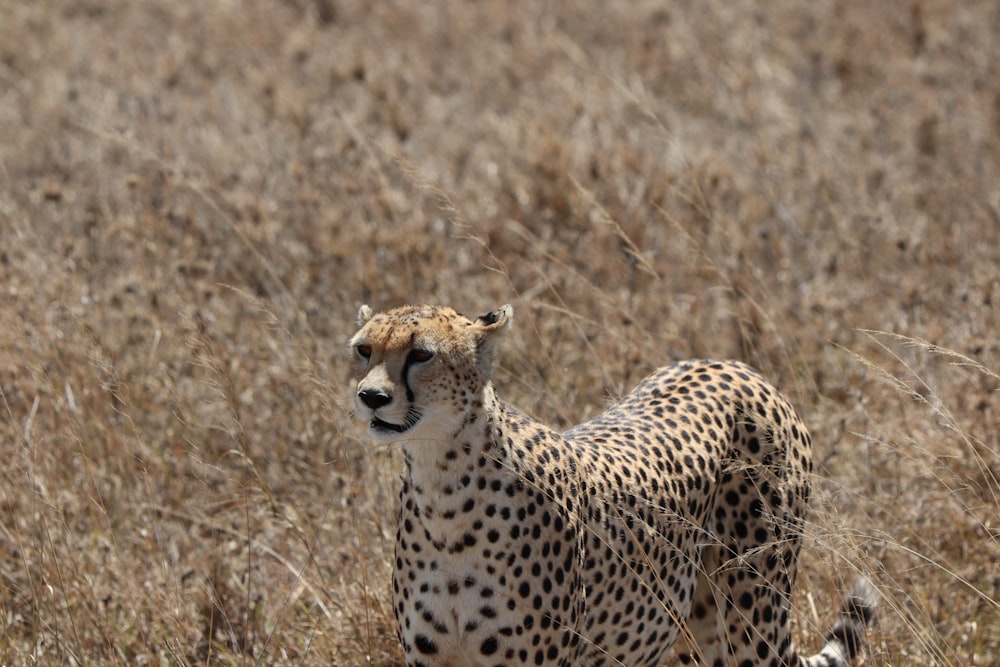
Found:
[415,634,438,654]
[480,636,498,655]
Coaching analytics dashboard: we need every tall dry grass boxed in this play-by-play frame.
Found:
[1,0,998,664]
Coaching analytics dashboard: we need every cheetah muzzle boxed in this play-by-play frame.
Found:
[350,303,876,667]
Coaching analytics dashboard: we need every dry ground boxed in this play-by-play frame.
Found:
[1,0,998,664]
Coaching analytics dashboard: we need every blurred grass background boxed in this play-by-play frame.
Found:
[1,1,998,664]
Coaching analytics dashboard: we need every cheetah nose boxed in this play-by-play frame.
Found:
[358,388,392,410]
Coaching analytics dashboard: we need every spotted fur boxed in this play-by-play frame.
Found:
[349,304,875,667]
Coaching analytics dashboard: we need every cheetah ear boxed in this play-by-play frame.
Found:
[356,304,374,327]
[472,304,513,376]
[475,304,513,330]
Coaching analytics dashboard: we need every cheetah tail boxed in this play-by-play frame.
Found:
[804,577,878,667]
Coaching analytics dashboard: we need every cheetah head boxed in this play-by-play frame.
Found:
[348,304,512,441]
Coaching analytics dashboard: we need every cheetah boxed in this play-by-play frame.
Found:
[350,303,876,667]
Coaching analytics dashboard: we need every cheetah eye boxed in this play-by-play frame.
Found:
[355,344,373,360]
[407,349,434,364]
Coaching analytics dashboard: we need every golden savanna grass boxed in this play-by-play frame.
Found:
[1,1,998,664]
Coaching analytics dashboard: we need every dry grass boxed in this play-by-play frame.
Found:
[1,0,998,664]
